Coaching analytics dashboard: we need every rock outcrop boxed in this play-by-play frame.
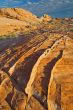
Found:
[0,8,40,36]
[40,14,52,22]
[48,37,73,110]
[0,8,39,23]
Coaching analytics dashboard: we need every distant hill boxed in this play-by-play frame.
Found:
[0,8,40,36]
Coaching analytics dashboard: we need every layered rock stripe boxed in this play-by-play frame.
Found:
[0,8,73,110]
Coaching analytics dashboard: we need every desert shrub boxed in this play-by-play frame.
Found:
[0,33,19,40]
[0,35,7,40]
[69,28,73,31]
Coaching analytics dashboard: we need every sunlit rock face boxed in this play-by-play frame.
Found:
[48,37,73,110]
[0,8,39,22]
[40,14,52,22]
[0,8,40,36]
[0,8,73,110]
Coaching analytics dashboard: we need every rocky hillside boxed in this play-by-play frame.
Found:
[0,8,41,36]
[0,8,73,110]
